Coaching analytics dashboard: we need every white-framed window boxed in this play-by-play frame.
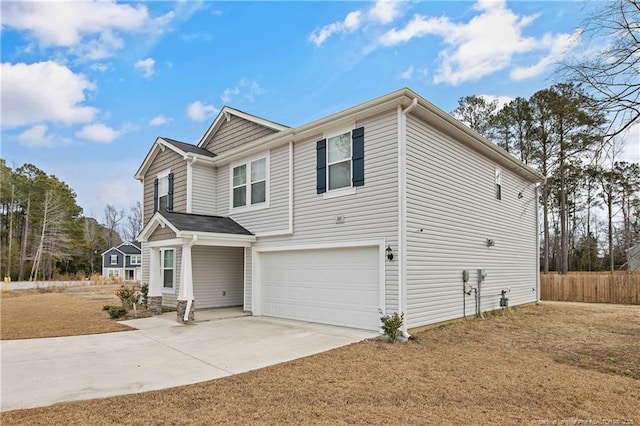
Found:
[160,248,175,292]
[110,254,118,265]
[130,255,141,265]
[231,154,269,210]
[327,131,352,191]
[495,167,502,200]
[157,170,170,211]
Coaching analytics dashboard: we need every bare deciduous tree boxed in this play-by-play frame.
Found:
[560,0,640,139]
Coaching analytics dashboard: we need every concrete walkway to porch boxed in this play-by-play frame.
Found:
[1,314,378,411]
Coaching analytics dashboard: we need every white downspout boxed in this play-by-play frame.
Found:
[186,157,197,214]
[398,97,418,338]
[535,183,541,303]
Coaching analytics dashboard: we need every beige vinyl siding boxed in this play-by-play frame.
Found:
[217,143,290,233]
[202,115,278,154]
[191,163,216,215]
[148,226,176,241]
[244,248,252,312]
[405,114,538,329]
[251,109,401,313]
[141,242,149,286]
[142,148,187,224]
[192,246,244,308]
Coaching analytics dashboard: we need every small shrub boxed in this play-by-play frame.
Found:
[380,311,404,343]
[108,306,128,319]
[140,283,149,308]
[102,305,111,311]
[116,285,139,309]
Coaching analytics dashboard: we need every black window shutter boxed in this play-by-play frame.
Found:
[153,178,158,212]
[352,127,365,187]
[316,139,327,194]
[167,173,174,211]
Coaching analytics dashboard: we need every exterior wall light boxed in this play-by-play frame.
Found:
[386,245,394,261]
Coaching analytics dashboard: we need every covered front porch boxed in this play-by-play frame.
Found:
[139,211,256,323]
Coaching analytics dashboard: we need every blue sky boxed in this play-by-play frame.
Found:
[1,0,638,221]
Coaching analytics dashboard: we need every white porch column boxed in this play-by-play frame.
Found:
[148,247,161,297]
[177,239,195,322]
[147,247,163,315]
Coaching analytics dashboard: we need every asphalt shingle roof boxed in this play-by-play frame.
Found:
[161,137,216,157]
[161,211,253,236]
[118,243,141,254]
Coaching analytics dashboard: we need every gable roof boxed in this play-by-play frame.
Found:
[134,137,216,180]
[206,88,544,184]
[197,106,289,148]
[101,247,124,257]
[117,242,142,254]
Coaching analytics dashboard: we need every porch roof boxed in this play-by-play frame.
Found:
[161,211,253,235]
[138,210,256,247]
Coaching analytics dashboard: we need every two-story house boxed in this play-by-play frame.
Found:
[135,88,543,335]
[101,241,142,282]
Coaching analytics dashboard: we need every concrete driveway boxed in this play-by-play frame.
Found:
[1,316,377,411]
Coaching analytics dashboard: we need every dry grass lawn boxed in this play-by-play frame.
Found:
[2,301,639,425]
[0,285,135,339]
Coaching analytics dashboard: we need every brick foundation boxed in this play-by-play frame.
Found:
[147,296,162,315]
[176,300,195,323]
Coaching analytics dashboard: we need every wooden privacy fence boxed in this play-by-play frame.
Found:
[540,273,640,305]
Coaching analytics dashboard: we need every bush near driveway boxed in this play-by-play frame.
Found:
[2,302,639,425]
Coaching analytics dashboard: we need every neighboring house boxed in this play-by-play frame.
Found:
[629,244,640,271]
[101,242,142,282]
[135,88,543,334]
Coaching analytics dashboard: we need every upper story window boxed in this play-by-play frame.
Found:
[495,167,502,200]
[231,155,268,210]
[110,254,118,265]
[130,255,141,265]
[327,132,352,190]
[316,126,364,197]
[154,170,173,212]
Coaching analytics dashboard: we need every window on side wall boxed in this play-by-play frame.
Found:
[131,255,141,265]
[316,126,364,196]
[110,254,118,265]
[154,171,173,212]
[495,167,502,200]
[161,249,175,291]
[232,156,268,209]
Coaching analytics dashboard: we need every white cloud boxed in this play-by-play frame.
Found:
[221,87,240,104]
[220,79,266,104]
[186,101,218,122]
[480,94,515,110]
[309,10,362,47]
[90,62,110,73]
[399,65,414,80]
[510,30,580,80]
[1,61,97,129]
[1,1,174,59]
[621,123,640,163]
[134,58,155,78]
[16,124,54,148]
[378,0,574,85]
[369,0,403,25]
[149,115,172,127]
[75,122,121,143]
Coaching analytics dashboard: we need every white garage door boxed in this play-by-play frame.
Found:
[259,246,380,331]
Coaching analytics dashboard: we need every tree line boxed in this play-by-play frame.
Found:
[452,84,639,273]
[0,160,141,281]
